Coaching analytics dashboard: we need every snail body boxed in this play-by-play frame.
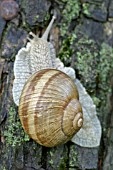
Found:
[27,16,56,74]
[19,69,83,147]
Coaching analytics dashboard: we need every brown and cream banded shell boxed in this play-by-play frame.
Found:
[19,69,83,147]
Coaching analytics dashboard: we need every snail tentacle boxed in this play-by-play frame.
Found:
[42,15,56,40]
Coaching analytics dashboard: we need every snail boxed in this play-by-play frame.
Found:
[13,15,101,148]
[19,69,83,147]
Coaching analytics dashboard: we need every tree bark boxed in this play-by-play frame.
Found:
[0,0,113,169]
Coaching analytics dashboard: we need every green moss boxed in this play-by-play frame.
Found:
[59,32,113,126]
[82,3,91,16]
[60,0,91,37]
[96,43,113,121]
[98,43,113,91]
[48,150,54,167]
[69,145,77,167]
[58,156,68,170]
[60,0,81,36]
[74,36,99,94]
[33,15,39,23]
[47,147,69,169]
[75,40,113,92]
[73,37,113,124]
[3,167,6,170]
[4,106,30,147]
[44,13,50,21]
[58,36,74,65]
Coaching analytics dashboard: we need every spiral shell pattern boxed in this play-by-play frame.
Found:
[18,69,83,147]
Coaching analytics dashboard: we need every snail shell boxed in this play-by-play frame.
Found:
[18,69,83,147]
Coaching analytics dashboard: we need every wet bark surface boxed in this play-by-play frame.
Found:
[0,0,113,169]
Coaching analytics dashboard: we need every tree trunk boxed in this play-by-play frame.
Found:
[0,0,113,169]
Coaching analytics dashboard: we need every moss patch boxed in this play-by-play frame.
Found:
[60,0,81,36]
[59,31,113,130]
[4,106,30,147]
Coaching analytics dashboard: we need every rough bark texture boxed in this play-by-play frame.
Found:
[0,0,113,169]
